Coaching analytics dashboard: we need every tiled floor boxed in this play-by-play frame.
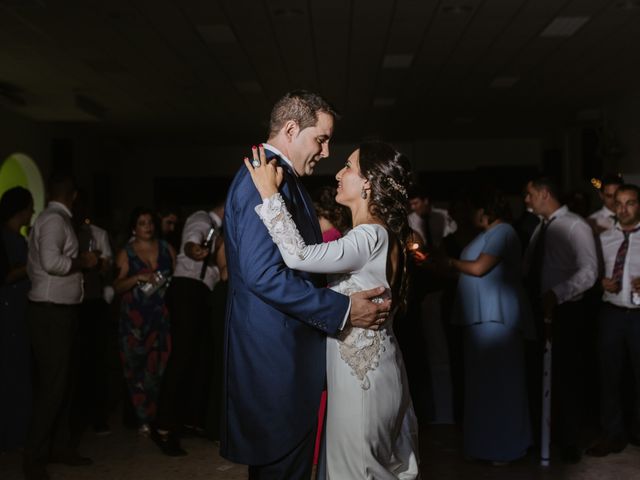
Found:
[2,424,639,479]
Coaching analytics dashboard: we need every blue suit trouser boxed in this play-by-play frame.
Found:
[248,428,316,480]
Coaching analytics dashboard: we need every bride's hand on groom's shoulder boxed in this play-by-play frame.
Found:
[244,144,283,200]
[348,287,392,330]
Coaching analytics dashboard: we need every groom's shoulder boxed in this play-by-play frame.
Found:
[228,165,254,199]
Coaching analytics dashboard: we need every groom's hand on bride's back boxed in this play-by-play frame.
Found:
[348,287,392,330]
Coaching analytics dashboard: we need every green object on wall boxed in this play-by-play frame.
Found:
[0,153,45,230]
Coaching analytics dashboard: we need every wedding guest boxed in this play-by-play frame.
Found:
[408,186,457,249]
[524,176,598,463]
[449,190,535,464]
[114,207,175,435]
[157,208,180,250]
[587,184,640,456]
[152,201,223,455]
[588,174,624,233]
[0,187,34,452]
[23,173,98,480]
[408,185,458,423]
[204,234,229,442]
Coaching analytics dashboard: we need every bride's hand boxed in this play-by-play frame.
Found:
[244,144,284,200]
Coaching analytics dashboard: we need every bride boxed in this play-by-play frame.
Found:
[245,142,420,479]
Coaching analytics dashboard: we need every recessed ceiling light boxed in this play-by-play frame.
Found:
[373,97,396,108]
[490,76,519,88]
[196,24,237,44]
[539,16,590,38]
[442,5,474,15]
[383,54,413,69]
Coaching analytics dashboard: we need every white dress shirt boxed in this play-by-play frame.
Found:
[173,210,221,290]
[600,222,640,309]
[263,143,295,174]
[525,205,598,304]
[408,208,457,247]
[89,224,113,260]
[82,224,113,301]
[27,201,83,304]
[589,206,616,231]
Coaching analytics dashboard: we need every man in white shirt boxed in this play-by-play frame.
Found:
[406,186,458,423]
[588,174,624,233]
[408,187,457,249]
[586,184,640,457]
[524,176,598,464]
[23,173,99,480]
[152,200,224,455]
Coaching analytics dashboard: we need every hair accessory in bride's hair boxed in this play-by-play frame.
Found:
[385,177,407,198]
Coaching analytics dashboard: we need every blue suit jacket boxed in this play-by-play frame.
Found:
[221,151,349,465]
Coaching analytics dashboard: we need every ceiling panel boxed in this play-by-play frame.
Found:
[310,0,351,111]
[0,0,638,140]
[268,0,318,92]
[377,0,440,111]
[533,5,640,102]
[347,0,396,120]
[220,0,290,98]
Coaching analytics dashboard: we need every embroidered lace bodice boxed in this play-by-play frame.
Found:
[256,193,394,389]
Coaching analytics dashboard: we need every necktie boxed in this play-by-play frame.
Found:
[611,227,640,286]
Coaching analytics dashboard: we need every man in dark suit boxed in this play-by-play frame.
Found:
[222,91,390,479]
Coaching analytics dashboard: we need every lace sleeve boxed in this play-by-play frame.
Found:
[255,193,307,260]
[255,193,377,274]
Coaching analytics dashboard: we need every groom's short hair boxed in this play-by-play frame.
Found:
[269,90,338,136]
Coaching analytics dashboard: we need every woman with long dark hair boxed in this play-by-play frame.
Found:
[245,142,419,478]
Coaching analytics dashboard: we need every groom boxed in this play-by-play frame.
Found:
[222,90,390,479]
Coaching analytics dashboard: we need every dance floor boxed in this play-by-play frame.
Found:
[1,424,639,479]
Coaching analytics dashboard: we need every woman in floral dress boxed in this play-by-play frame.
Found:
[114,207,175,433]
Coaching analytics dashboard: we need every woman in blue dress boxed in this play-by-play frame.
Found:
[0,187,34,451]
[448,190,535,464]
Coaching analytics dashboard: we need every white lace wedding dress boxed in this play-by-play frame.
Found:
[256,193,420,479]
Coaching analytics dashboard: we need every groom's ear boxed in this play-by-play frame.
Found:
[283,120,300,141]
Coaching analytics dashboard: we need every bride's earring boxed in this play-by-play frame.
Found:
[360,187,368,199]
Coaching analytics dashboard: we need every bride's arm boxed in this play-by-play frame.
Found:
[256,193,374,274]
[244,144,375,274]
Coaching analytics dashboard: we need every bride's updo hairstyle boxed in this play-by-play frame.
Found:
[358,141,412,311]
